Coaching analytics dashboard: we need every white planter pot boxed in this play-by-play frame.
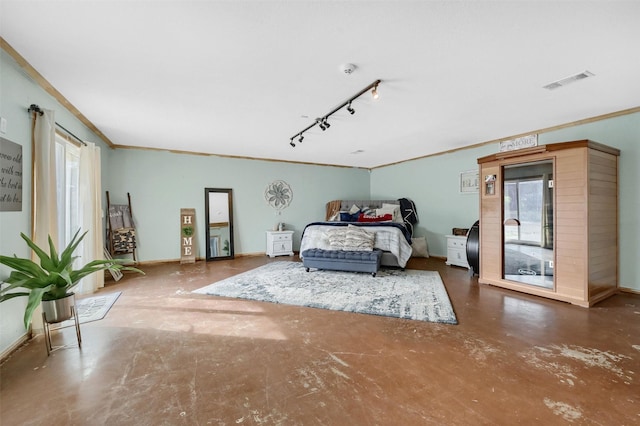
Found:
[41,293,75,324]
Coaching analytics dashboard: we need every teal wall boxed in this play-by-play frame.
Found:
[371,112,639,291]
[104,149,370,261]
[0,49,112,261]
[0,49,111,353]
[371,144,493,258]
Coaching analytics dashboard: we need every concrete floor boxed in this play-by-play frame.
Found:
[1,255,638,425]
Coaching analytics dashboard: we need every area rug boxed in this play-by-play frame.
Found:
[53,291,122,329]
[193,262,457,324]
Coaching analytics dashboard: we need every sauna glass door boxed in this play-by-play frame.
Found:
[503,160,554,288]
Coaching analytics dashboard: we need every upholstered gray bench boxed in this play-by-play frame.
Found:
[301,248,383,277]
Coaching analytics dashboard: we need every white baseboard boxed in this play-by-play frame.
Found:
[0,332,31,363]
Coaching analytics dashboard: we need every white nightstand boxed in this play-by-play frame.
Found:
[266,230,294,258]
[445,235,469,269]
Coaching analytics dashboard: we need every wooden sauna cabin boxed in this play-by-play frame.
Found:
[477,140,619,307]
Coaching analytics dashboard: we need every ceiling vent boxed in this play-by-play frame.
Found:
[543,70,595,90]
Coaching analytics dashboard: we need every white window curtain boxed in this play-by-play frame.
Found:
[32,108,59,251]
[76,142,104,295]
[33,108,104,296]
[31,108,58,332]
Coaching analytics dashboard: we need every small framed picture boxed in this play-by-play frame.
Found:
[485,174,497,196]
[460,170,479,193]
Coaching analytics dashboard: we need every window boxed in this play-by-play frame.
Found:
[54,133,81,249]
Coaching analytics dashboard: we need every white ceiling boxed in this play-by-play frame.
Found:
[2,1,639,168]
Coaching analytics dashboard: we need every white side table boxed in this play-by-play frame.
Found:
[445,235,469,268]
[266,230,294,257]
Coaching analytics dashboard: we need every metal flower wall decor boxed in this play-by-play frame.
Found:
[264,180,292,210]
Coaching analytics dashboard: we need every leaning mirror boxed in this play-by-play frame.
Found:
[205,188,234,260]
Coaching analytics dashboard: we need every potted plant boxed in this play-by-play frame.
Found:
[0,229,143,328]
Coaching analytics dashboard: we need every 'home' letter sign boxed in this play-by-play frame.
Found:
[180,208,197,264]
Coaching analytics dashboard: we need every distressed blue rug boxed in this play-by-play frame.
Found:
[193,262,457,324]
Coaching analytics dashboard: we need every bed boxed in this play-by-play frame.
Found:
[300,199,419,268]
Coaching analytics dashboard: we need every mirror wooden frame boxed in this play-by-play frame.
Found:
[205,188,234,260]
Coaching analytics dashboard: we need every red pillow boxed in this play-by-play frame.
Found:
[357,213,393,222]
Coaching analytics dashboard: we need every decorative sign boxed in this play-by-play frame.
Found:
[499,134,538,152]
[180,208,197,264]
[460,169,479,193]
[0,137,23,211]
[264,180,292,210]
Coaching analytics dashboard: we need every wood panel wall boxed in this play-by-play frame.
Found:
[479,165,501,281]
[587,150,618,298]
[554,148,588,300]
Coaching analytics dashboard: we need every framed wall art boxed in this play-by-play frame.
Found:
[460,169,479,194]
[0,137,23,211]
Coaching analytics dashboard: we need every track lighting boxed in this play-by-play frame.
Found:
[288,79,381,148]
[347,102,355,115]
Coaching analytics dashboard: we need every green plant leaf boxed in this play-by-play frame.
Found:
[0,278,29,295]
[0,291,30,302]
[58,229,87,269]
[50,269,73,289]
[47,234,60,267]
[0,254,46,279]
[2,272,47,291]
[24,288,47,328]
[20,233,56,271]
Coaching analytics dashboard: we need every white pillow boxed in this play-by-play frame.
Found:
[343,225,375,251]
[349,204,360,214]
[325,228,347,250]
[377,204,403,223]
[411,236,429,258]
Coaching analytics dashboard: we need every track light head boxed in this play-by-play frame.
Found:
[372,84,379,100]
[298,134,304,143]
[290,138,295,147]
[317,118,326,131]
[323,118,331,129]
[347,102,355,115]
